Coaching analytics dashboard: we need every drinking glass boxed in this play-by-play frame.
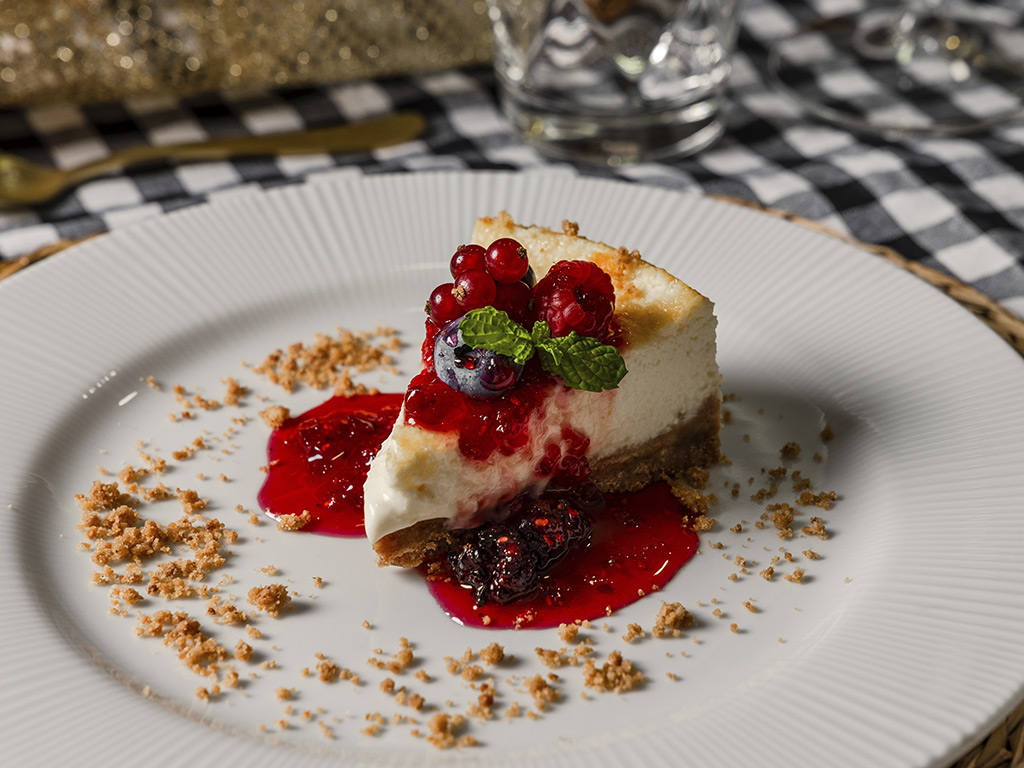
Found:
[487,0,741,165]
[767,0,1024,136]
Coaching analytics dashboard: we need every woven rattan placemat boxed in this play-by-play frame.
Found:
[2,202,1023,768]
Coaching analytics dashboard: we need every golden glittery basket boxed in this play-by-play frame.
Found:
[0,1,492,107]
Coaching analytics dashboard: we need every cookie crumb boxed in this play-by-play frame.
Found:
[479,642,504,665]
[582,651,645,693]
[276,510,311,531]
[535,647,570,669]
[652,602,693,638]
[259,405,290,429]
[247,584,292,617]
[797,490,838,510]
[368,637,415,674]
[785,568,806,584]
[426,712,471,749]
[802,517,829,540]
[316,654,342,682]
[524,674,560,710]
[622,623,645,643]
[558,623,579,643]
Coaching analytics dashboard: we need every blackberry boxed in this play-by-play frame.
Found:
[487,531,540,603]
[450,527,539,604]
[447,495,595,605]
[517,506,573,570]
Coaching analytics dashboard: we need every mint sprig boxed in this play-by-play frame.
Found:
[535,332,627,392]
[459,307,627,392]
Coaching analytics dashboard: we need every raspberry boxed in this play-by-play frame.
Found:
[532,260,615,338]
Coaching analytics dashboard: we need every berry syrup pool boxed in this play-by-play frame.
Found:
[259,394,702,628]
[257,393,403,536]
[428,483,700,630]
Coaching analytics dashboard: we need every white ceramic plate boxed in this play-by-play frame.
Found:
[2,171,1024,768]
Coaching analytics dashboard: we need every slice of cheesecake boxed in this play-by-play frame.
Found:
[364,213,721,567]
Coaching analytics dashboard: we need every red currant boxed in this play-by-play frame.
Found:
[452,269,497,311]
[427,282,462,325]
[450,244,487,278]
[493,280,532,325]
[484,238,530,284]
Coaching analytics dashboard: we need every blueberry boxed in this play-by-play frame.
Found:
[522,265,536,288]
[433,318,522,398]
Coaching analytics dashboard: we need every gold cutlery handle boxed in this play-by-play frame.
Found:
[67,112,424,184]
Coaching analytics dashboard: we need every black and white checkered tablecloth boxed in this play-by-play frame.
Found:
[1,0,1022,317]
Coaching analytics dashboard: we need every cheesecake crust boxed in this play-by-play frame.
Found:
[589,394,721,493]
[374,518,463,569]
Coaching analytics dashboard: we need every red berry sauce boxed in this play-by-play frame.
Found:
[257,393,403,536]
[258,394,703,629]
[426,482,701,630]
[403,361,559,461]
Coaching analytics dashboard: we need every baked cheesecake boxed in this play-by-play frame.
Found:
[364,213,721,568]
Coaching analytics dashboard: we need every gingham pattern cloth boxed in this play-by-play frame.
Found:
[1,0,1022,317]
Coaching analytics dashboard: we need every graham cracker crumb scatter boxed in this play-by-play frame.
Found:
[250,327,399,393]
[71,331,847,747]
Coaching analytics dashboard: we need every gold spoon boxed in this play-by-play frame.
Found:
[0,111,425,207]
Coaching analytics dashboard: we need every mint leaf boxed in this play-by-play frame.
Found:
[530,320,552,347]
[531,321,564,367]
[460,312,626,391]
[459,307,534,365]
[536,332,627,392]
